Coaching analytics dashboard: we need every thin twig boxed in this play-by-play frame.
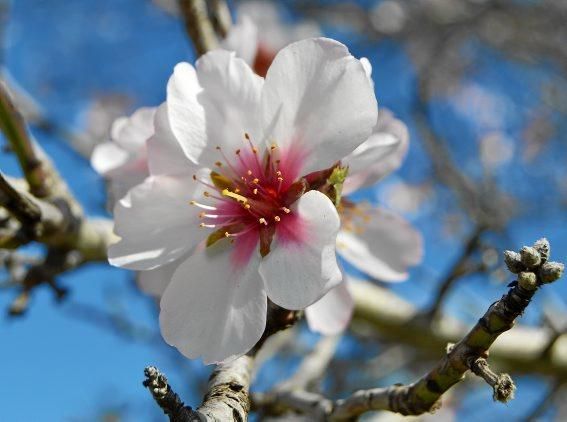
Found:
[253,239,564,420]
[424,225,487,318]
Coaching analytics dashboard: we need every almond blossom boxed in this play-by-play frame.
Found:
[108,38,377,363]
[221,1,320,77]
[91,107,155,204]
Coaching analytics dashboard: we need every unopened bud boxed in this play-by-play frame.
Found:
[503,250,523,274]
[539,261,564,284]
[518,272,537,290]
[519,246,541,268]
[533,238,550,264]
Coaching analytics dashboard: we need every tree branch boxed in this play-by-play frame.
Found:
[209,0,232,39]
[178,0,219,56]
[145,302,301,421]
[0,80,51,197]
[253,239,564,420]
[424,225,487,318]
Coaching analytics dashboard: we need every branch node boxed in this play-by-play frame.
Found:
[468,357,516,403]
[143,366,199,421]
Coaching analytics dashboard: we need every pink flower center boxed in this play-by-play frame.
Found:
[190,133,306,266]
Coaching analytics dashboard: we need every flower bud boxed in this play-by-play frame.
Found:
[518,272,537,290]
[533,238,550,264]
[539,261,564,284]
[503,250,523,274]
[519,246,541,268]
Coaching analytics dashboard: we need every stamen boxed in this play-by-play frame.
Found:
[222,189,248,204]
[203,191,225,201]
[215,161,223,167]
[215,146,239,176]
[199,213,219,219]
[252,178,259,184]
[193,174,216,190]
[200,222,217,228]
[281,207,291,214]
[247,170,253,176]
[190,201,217,211]
[258,218,268,226]
[274,216,281,222]
[253,188,258,195]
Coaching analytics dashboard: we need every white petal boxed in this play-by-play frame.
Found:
[137,258,181,298]
[91,142,131,176]
[360,57,372,79]
[167,53,264,169]
[261,38,377,176]
[160,242,266,364]
[305,281,353,335]
[220,15,258,65]
[111,107,156,153]
[343,109,409,195]
[259,190,342,310]
[193,50,264,167]
[148,102,197,176]
[166,62,207,166]
[336,206,423,281]
[108,174,204,270]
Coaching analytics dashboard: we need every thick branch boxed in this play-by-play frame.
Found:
[0,80,51,197]
[0,172,42,225]
[197,355,254,420]
[145,302,300,421]
[178,0,219,56]
[209,0,232,39]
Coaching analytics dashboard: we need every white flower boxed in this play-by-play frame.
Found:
[220,1,320,77]
[90,107,156,204]
[108,38,377,363]
[305,110,423,336]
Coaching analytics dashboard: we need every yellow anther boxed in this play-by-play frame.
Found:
[199,222,206,227]
[247,170,253,176]
[282,207,291,214]
[253,188,258,195]
[224,232,230,237]
[190,200,196,205]
[252,178,259,184]
[270,143,277,150]
[259,218,268,226]
[244,204,251,209]
[252,147,258,154]
[199,212,206,218]
[222,189,248,203]
[274,216,281,222]
[234,188,240,193]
